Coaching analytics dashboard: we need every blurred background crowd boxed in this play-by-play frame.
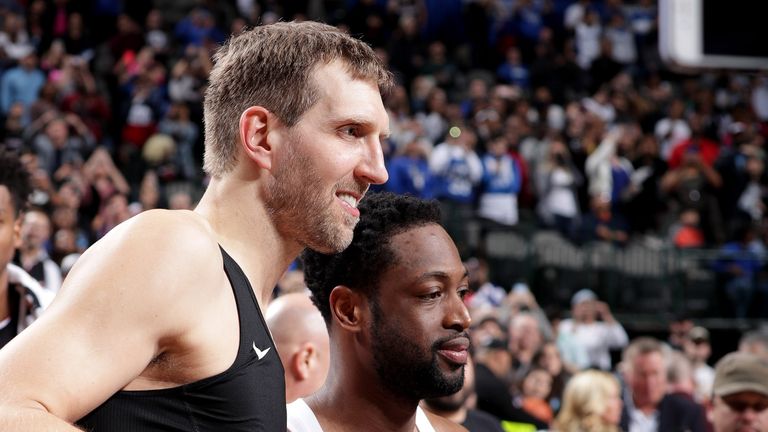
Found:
[2,0,768,430]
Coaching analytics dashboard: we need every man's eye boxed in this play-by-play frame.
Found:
[342,126,359,137]
[458,288,470,299]
[421,291,441,300]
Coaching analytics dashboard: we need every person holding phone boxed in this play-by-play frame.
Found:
[557,289,628,371]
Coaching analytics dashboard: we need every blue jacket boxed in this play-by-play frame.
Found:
[480,154,522,195]
[386,155,431,198]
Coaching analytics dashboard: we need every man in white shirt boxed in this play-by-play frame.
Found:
[289,192,470,432]
[557,288,628,370]
[619,337,707,432]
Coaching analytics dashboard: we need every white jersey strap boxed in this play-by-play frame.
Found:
[288,398,437,432]
[287,398,324,432]
[416,406,437,432]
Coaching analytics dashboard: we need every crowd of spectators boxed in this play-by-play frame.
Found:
[3,1,768,430]
[4,0,768,318]
[427,277,768,431]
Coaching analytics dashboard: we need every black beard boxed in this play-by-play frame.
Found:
[423,388,469,413]
[369,296,465,402]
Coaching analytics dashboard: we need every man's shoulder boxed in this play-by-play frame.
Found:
[63,209,223,305]
[96,210,218,260]
[659,392,706,428]
[660,392,702,411]
[464,409,505,432]
[657,393,708,432]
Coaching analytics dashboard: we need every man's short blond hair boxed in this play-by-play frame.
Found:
[203,21,394,178]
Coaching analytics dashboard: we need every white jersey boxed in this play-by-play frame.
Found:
[287,398,436,432]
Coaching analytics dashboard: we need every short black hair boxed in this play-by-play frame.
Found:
[0,149,31,217]
[302,192,441,325]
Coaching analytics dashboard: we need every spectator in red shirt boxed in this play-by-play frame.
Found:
[668,112,721,170]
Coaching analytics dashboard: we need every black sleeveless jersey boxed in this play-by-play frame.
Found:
[77,247,286,431]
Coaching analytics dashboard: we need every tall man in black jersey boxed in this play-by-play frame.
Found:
[0,21,392,431]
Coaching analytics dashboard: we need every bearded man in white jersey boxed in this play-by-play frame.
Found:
[291,192,471,432]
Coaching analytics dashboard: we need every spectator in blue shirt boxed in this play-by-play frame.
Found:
[386,136,432,198]
[496,47,530,90]
[429,127,483,257]
[478,134,522,227]
[713,223,765,318]
[1,49,45,124]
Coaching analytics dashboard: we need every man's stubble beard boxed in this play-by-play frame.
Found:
[264,141,357,254]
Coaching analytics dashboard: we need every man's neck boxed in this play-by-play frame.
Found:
[633,397,659,416]
[486,359,510,379]
[515,349,535,364]
[308,364,421,432]
[195,177,303,307]
[19,246,42,269]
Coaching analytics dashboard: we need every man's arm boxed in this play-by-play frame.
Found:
[596,302,629,348]
[0,211,217,429]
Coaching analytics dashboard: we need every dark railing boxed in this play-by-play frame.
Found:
[480,228,768,327]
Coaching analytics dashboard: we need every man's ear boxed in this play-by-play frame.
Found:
[12,216,22,249]
[329,286,366,332]
[239,106,275,171]
[292,343,316,381]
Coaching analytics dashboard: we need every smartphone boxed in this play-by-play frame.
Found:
[659,0,768,70]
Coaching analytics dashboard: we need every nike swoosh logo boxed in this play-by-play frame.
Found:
[252,342,271,360]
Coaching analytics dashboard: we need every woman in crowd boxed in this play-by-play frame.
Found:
[552,370,622,432]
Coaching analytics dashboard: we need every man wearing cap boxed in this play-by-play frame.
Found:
[709,352,768,432]
[557,288,628,370]
[683,326,715,403]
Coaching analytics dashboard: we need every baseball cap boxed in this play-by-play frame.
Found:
[571,288,597,306]
[713,352,768,397]
[688,326,710,343]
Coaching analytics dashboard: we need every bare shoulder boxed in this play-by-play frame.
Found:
[424,411,469,432]
[88,209,217,259]
[68,210,220,289]
[59,209,224,333]
[0,210,225,421]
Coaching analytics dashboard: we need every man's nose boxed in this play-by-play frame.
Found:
[444,292,471,332]
[355,138,389,185]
